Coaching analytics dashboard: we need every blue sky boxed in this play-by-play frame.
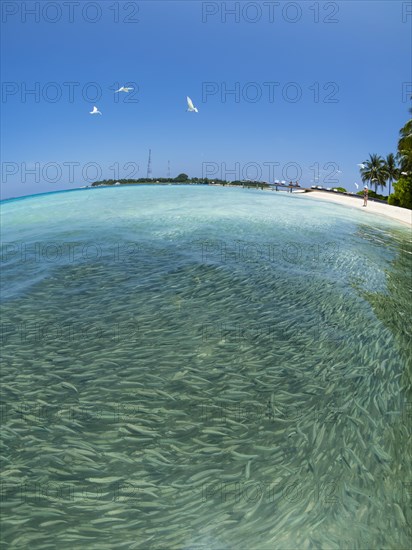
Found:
[1,0,411,199]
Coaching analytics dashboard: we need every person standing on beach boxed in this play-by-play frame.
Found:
[363,186,368,207]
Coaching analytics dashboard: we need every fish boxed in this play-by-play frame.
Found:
[124,424,158,437]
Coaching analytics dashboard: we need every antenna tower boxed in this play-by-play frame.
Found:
[147,149,152,179]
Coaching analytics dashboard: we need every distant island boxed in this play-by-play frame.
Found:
[91,173,270,189]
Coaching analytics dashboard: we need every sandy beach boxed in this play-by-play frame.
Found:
[303,190,412,227]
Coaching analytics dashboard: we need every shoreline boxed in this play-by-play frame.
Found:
[301,190,412,227]
[2,184,411,228]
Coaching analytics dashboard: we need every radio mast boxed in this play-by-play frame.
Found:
[147,149,152,179]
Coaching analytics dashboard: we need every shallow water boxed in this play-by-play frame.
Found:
[1,185,411,549]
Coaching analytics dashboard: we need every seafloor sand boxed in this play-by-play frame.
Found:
[303,190,412,227]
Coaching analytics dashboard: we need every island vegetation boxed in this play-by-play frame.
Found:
[91,173,271,189]
[358,105,412,209]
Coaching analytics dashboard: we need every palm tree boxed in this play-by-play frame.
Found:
[398,116,412,174]
[360,154,388,193]
[384,153,399,196]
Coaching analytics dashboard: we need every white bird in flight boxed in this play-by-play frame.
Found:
[354,182,359,189]
[186,96,198,113]
[115,86,134,93]
[357,163,365,169]
[90,106,102,115]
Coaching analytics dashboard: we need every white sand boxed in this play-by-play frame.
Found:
[302,191,412,228]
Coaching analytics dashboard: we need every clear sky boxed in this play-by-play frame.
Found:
[1,0,411,199]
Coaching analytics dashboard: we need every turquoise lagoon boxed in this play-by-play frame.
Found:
[1,185,411,549]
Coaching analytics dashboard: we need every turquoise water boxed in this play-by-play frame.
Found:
[1,185,411,549]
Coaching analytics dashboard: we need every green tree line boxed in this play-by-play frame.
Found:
[359,104,412,209]
[91,174,269,188]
